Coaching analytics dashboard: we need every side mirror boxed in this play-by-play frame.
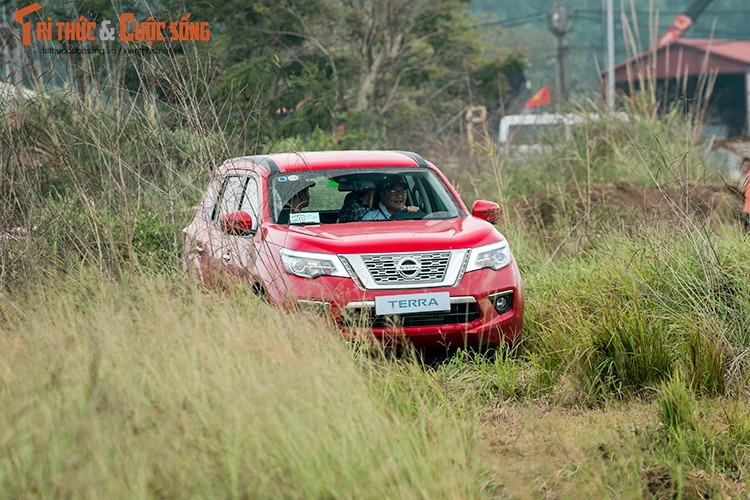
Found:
[471,200,500,225]
[220,210,256,236]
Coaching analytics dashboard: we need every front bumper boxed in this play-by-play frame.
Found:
[273,263,524,349]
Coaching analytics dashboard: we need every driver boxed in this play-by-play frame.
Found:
[361,175,420,221]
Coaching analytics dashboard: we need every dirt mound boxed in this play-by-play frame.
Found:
[516,182,743,229]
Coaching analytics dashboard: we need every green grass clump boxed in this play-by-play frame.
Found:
[523,226,750,402]
[658,374,698,436]
[433,348,554,404]
[0,272,481,498]
[586,300,675,398]
[632,376,750,496]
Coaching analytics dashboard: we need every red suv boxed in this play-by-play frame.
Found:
[183,151,523,348]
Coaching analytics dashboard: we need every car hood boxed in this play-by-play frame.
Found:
[267,217,504,254]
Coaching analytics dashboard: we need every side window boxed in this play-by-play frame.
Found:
[216,176,246,220]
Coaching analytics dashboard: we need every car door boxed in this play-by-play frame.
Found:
[183,175,223,287]
[211,174,263,289]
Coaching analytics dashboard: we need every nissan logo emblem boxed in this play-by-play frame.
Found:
[396,257,421,278]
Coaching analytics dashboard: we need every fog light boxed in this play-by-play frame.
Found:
[489,291,513,315]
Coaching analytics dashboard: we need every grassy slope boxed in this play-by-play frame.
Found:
[3,261,748,497]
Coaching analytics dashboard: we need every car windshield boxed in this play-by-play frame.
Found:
[269,168,464,224]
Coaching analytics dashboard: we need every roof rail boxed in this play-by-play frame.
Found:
[227,155,280,173]
[395,151,429,168]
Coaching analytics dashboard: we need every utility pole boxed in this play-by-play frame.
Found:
[549,4,569,105]
[606,0,615,110]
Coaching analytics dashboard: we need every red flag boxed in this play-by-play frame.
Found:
[525,84,551,109]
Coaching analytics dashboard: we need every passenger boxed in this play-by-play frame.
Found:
[741,157,750,231]
[277,182,312,224]
[337,187,374,223]
[286,185,310,213]
[361,175,419,221]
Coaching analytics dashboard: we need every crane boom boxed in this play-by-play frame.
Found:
[656,0,715,48]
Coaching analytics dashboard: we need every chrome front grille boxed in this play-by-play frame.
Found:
[342,249,469,290]
[361,252,451,285]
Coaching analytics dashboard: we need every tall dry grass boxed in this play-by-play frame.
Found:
[0,272,482,498]
[0,43,248,289]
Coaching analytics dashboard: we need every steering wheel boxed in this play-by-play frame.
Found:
[390,208,426,220]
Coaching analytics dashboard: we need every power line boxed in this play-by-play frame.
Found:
[471,12,547,29]
[575,8,750,15]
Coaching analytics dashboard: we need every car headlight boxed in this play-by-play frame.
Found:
[466,242,512,272]
[281,249,349,279]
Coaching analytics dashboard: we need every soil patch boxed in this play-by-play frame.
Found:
[515,182,743,230]
[478,402,745,498]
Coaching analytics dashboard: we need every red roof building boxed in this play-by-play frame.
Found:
[606,39,750,138]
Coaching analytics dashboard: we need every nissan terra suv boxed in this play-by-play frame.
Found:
[183,151,523,348]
